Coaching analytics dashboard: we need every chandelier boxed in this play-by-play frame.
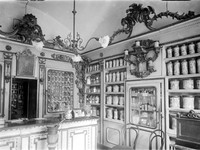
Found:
[66,0,110,62]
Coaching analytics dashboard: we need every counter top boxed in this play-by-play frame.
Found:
[0,116,99,131]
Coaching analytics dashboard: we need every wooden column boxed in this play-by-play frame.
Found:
[38,58,46,118]
[3,52,13,119]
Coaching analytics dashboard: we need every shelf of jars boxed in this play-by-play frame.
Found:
[104,56,127,124]
[164,39,200,149]
[85,62,101,118]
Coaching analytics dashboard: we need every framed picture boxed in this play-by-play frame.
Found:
[16,49,35,77]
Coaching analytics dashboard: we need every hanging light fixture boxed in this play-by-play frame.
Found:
[66,0,110,62]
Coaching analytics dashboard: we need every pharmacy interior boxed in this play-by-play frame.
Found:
[0,1,200,150]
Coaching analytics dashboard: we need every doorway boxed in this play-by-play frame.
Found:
[11,78,37,119]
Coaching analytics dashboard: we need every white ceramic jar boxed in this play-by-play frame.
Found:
[106,95,112,104]
[167,47,173,58]
[170,96,180,108]
[113,96,119,105]
[183,96,194,109]
[170,80,179,90]
[183,78,194,89]
[174,46,180,57]
[181,44,187,56]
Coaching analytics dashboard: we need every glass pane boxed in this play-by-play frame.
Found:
[130,86,157,129]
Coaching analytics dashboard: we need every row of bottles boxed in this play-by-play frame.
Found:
[166,58,200,76]
[86,74,100,85]
[170,78,200,90]
[105,71,126,82]
[86,64,100,73]
[86,95,100,104]
[169,95,200,110]
[166,41,200,58]
[86,86,100,93]
[105,57,127,69]
[106,84,124,93]
[106,108,124,121]
[106,95,124,106]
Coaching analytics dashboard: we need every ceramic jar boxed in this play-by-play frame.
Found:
[183,96,194,109]
[113,109,118,120]
[113,96,119,105]
[113,85,119,92]
[183,78,194,89]
[167,62,173,76]
[189,58,196,74]
[197,58,200,73]
[119,58,123,66]
[95,96,100,104]
[197,42,200,53]
[170,96,180,108]
[107,86,112,92]
[181,44,187,56]
[170,80,179,90]
[112,72,116,82]
[86,76,91,85]
[105,73,109,82]
[196,79,200,89]
[120,72,124,81]
[119,110,124,121]
[181,59,188,75]
[174,60,180,75]
[167,47,172,58]
[109,72,112,82]
[119,96,124,105]
[174,46,180,57]
[107,108,113,119]
[189,42,195,54]
[120,85,124,92]
[106,95,112,104]
[116,72,120,82]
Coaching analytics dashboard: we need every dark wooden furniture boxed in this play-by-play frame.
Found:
[175,111,200,149]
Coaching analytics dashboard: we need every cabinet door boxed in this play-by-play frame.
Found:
[0,137,21,150]
[29,133,48,150]
[61,126,97,150]
[103,120,124,148]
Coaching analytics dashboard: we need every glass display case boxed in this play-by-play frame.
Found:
[130,86,157,128]
[126,79,164,130]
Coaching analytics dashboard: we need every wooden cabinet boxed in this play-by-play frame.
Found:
[164,36,200,149]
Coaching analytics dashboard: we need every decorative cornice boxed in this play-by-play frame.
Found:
[51,53,73,63]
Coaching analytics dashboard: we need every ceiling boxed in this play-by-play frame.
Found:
[0,0,200,53]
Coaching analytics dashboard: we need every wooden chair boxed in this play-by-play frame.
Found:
[111,123,139,150]
[149,129,165,150]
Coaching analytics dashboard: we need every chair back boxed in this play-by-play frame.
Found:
[149,129,165,150]
[122,123,139,150]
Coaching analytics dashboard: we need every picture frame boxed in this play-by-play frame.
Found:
[16,49,35,77]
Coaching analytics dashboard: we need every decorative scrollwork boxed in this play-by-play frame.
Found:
[0,14,45,44]
[110,3,195,43]
[177,110,200,120]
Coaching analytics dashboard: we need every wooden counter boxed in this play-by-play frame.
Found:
[0,117,98,150]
